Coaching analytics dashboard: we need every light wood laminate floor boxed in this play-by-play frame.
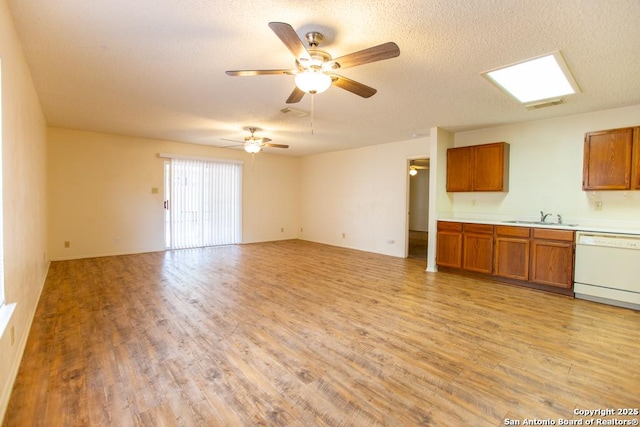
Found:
[408,230,428,260]
[4,240,640,426]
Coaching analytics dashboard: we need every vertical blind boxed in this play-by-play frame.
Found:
[169,158,242,249]
[0,60,4,307]
[0,139,3,306]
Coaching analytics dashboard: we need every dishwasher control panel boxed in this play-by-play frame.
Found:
[576,232,640,250]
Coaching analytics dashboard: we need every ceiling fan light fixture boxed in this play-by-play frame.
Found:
[295,70,332,94]
[244,140,262,153]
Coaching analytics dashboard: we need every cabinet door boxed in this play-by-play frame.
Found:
[633,128,640,190]
[495,236,530,281]
[583,127,634,190]
[446,146,473,192]
[436,231,462,268]
[463,233,493,274]
[474,142,509,191]
[530,240,574,288]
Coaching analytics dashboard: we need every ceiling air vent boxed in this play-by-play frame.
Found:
[280,107,309,117]
[524,98,566,110]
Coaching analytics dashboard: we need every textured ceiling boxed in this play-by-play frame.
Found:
[6,0,640,156]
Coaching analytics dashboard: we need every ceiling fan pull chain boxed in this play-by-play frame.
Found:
[311,93,315,135]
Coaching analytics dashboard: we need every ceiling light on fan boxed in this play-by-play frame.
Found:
[294,70,332,94]
[244,140,262,153]
[244,130,265,153]
[220,127,290,153]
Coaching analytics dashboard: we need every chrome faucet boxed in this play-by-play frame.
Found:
[557,214,562,224]
[540,211,552,223]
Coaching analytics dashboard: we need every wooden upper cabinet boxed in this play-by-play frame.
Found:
[447,142,509,192]
[583,127,636,190]
[446,146,473,191]
[633,128,640,190]
[473,143,509,191]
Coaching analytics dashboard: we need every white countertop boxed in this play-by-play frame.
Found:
[439,218,640,236]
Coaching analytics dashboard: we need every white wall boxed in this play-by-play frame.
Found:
[48,128,299,260]
[449,104,640,231]
[427,127,455,272]
[299,137,429,257]
[0,0,49,418]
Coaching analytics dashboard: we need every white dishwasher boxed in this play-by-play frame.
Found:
[574,231,640,310]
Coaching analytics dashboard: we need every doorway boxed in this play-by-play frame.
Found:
[163,157,242,250]
[408,158,430,259]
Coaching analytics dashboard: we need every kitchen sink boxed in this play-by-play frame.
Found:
[504,220,548,224]
[503,220,578,227]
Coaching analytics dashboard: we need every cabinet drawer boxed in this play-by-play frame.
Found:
[532,228,574,242]
[438,221,463,232]
[463,223,494,234]
[495,225,531,238]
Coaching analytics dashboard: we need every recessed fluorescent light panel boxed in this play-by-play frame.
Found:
[482,51,580,105]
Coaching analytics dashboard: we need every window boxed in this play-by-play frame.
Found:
[165,157,242,249]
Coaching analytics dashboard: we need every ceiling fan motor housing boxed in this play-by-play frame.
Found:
[305,31,323,47]
[297,49,332,72]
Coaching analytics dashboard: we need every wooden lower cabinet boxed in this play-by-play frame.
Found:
[436,221,575,294]
[530,229,575,289]
[494,226,531,281]
[436,222,463,268]
[462,224,494,274]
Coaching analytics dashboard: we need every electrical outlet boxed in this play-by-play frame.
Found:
[595,201,603,211]
[151,187,159,194]
[64,241,70,248]
[115,237,120,245]
[280,227,284,233]
[342,233,346,238]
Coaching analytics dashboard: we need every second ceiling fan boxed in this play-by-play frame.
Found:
[222,127,288,154]
[226,22,400,104]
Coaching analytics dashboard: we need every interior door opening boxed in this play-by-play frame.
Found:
[407,158,430,260]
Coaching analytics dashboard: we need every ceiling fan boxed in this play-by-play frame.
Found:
[222,127,289,153]
[409,159,429,176]
[225,22,400,103]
